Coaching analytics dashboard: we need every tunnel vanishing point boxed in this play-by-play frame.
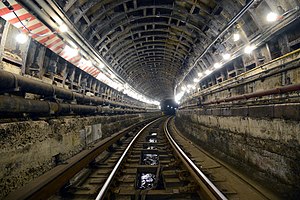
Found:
[0,0,300,199]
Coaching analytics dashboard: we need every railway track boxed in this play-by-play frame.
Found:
[7,117,278,200]
[55,117,225,200]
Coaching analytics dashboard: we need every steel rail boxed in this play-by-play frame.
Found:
[164,117,227,200]
[95,117,162,200]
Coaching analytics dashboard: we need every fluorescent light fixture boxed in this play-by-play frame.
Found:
[63,45,78,58]
[222,53,231,60]
[59,24,68,32]
[233,33,240,41]
[214,62,222,69]
[16,33,28,44]
[266,12,278,22]
[205,69,212,75]
[244,45,255,54]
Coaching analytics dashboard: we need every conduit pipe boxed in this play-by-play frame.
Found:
[0,96,141,115]
[202,83,300,105]
[0,70,142,110]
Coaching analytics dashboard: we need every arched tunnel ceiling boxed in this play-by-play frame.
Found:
[55,0,247,101]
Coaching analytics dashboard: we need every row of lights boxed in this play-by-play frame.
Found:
[176,11,281,103]
[16,22,159,106]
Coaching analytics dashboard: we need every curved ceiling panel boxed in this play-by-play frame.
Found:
[55,0,244,100]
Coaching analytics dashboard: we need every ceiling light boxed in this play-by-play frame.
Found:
[222,53,231,60]
[244,45,255,54]
[110,73,116,79]
[214,62,222,69]
[193,78,199,83]
[86,60,93,67]
[63,45,78,58]
[266,12,278,22]
[198,72,203,77]
[59,24,68,32]
[233,33,240,41]
[205,69,212,75]
[99,61,105,69]
[16,33,28,44]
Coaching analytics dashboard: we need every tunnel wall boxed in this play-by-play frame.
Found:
[175,110,300,196]
[176,110,300,195]
[0,112,160,198]
[176,52,300,198]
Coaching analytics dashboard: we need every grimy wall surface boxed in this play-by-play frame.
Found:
[0,113,159,198]
[176,51,300,199]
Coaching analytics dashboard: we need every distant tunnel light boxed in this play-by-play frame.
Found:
[214,62,222,69]
[16,33,28,44]
[244,45,255,54]
[266,12,279,22]
[233,33,240,42]
[64,45,78,58]
[59,24,68,32]
[222,53,231,60]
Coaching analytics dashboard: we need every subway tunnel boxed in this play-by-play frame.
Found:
[0,0,300,199]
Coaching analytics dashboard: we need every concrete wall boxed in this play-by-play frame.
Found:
[175,110,300,198]
[0,112,159,198]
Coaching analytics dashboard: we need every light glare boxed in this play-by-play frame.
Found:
[233,33,240,41]
[59,24,68,32]
[198,72,203,77]
[222,53,231,60]
[86,60,93,67]
[193,78,199,83]
[99,61,105,69]
[214,62,222,69]
[16,33,28,44]
[266,12,278,22]
[205,69,212,75]
[244,45,255,54]
[63,45,78,58]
